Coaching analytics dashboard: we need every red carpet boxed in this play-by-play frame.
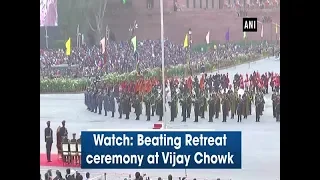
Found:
[40,153,80,167]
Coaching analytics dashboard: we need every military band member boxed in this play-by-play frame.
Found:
[109,93,116,117]
[237,96,243,122]
[275,97,280,122]
[169,92,177,122]
[214,94,221,119]
[156,94,164,121]
[221,95,229,122]
[186,94,192,118]
[208,94,215,122]
[271,91,277,118]
[133,94,142,120]
[97,90,103,115]
[103,91,109,116]
[44,121,53,162]
[255,95,263,122]
[180,93,187,122]
[93,89,98,113]
[117,95,123,119]
[229,92,236,119]
[193,95,200,122]
[123,94,131,119]
[199,92,207,119]
[144,93,151,121]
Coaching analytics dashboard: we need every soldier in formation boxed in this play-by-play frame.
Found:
[83,71,280,123]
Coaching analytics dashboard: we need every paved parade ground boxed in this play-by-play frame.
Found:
[40,57,280,180]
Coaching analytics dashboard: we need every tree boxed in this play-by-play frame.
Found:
[82,0,109,42]
[58,0,85,40]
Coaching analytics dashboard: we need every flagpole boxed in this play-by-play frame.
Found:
[77,24,80,48]
[105,25,109,73]
[45,26,49,49]
[160,0,166,129]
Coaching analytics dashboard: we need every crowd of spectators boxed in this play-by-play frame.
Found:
[40,39,277,78]
[224,0,280,9]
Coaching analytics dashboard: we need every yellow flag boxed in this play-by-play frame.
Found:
[65,38,71,56]
[275,24,278,34]
[243,32,247,39]
[131,36,137,52]
[183,34,188,48]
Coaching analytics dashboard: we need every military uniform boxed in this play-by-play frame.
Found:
[208,95,215,122]
[186,95,192,118]
[275,98,280,122]
[271,92,277,118]
[193,96,200,122]
[44,121,53,162]
[103,93,110,116]
[214,95,221,119]
[133,95,142,120]
[255,95,262,122]
[144,94,151,121]
[169,93,177,122]
[237,98,243,122]
[222,96,229,122]
[156,95,164,121]
[97,91,103,114]
[109,94,116,117]
[123,95,131,119]
[180,94,187,122]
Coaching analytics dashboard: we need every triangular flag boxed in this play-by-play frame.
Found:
[131,36,137,52]
[275,23,278,34]
[100,37,105,54]
[261,24,264,38]
[243,32,247,39]
[205,31,210,44]
[65,38,71,56]
[183,34,188,48]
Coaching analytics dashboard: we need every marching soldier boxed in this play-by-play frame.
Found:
[44,121,53,162]
[229,91,236,119]
[117,95,123,119]
[89,90,94,112]
[221,95,229,122]
[93,89,98,113]
[193,95,200,122]
[208,94,215,122]
[186,94,192,118]
[214,93,221,119]
[255,94,263,122]
[199,92,207,119]
[271,91,277,118]
[180,93,188,122]
[144,93,151,121]
[275,96,280,122]
[237,96,243,122]
[169,91,178,122]
[97,90,103,115]
[103,91,109,116]
[123,94,131,119]
[133,94,142,120]
[109,92,116,117]
[156,94,164,121]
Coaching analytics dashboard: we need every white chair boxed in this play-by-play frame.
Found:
[62,143,70,165]
[77,144,82,165]
[70,143,77,165]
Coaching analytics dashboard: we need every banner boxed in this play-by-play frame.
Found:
[81,130,242,169]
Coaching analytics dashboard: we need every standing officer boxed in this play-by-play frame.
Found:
[44,121,53,162]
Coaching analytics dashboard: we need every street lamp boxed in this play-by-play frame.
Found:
[188,28,192,75]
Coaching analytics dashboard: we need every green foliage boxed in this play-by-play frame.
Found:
[40,54,264,93]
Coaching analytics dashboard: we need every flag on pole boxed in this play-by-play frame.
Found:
[205,31,210,44]
[243,32,247,39]
[261,24,264,38]
[131,36,137,52]
[100,37,106,54]
[183,34,188,48]
[65,38,71,56]
[275,23,278,34]
[225,28,230,41]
